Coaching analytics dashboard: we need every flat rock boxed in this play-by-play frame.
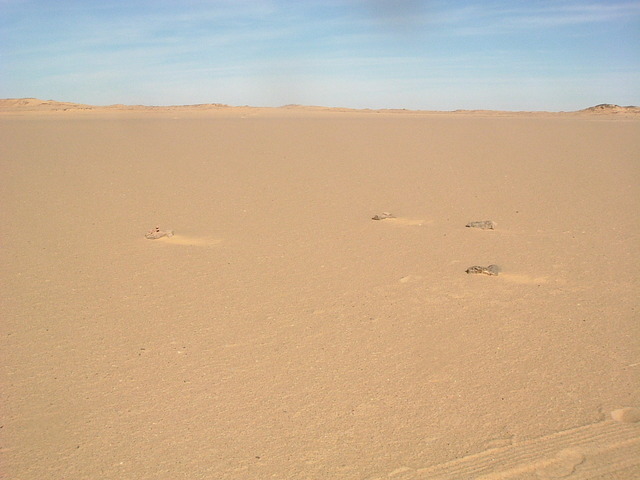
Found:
[372,212,396,220]
[466,220,496,230]
[466,265,500,276]
[145,226,174,239]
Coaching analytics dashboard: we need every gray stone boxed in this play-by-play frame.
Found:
[466,220,496,230]
[372,212,395,220]
[466,265,500,276]
[145,226,174,239]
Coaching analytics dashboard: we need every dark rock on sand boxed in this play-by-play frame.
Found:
[466,265,500,276]
[145,226,174,239]
[466,220,496,230]
[372,212,396,220]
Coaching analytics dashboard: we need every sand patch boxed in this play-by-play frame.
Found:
[153,234,222,247]
[399,274,423,283]
[394,420,640,480]
[611,408,640,424]
[4,107,638,480]
[383,217,430,226]
[534,448,586,479]
[501,273,549,285]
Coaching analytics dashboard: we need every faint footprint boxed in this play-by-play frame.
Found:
[414,420,638,480]
[611,407,640,423]
[385,217,428,226]
[501,273,549,284]
[161,234,222,246]
[399,275,423,283]
[535,448,585,479]
[484,435,514,449]
[388,466,415,477]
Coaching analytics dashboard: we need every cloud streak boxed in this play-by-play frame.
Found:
[1,0,639,109]
[425,1,640,36]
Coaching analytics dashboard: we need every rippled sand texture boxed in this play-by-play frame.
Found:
[2,105,639,479]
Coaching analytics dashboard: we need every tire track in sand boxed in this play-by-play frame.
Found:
[369,418,639,479]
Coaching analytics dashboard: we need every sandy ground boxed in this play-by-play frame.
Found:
[1,103,639,479]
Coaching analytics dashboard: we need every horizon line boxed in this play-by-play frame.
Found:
[1,97,638,115]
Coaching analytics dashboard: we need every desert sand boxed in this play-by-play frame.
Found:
[1,100,639,479]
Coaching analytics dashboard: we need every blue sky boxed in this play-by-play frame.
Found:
[1,0,639,110]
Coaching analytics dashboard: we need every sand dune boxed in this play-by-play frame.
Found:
[1,98,639,116]
[1,100,638,479]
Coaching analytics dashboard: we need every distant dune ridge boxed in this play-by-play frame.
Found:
[580,103,640,114]
[0,97,231,112]
[1,97,639,114]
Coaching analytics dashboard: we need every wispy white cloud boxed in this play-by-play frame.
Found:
[327,1,640,37]
[1,0,639,108]
[435,1,640,36]
[501,2,640,28]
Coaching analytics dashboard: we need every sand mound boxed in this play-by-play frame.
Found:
[0,98,231,113]
[3,98,640,116]
[0,98,95,111]
[581,104,640,115]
